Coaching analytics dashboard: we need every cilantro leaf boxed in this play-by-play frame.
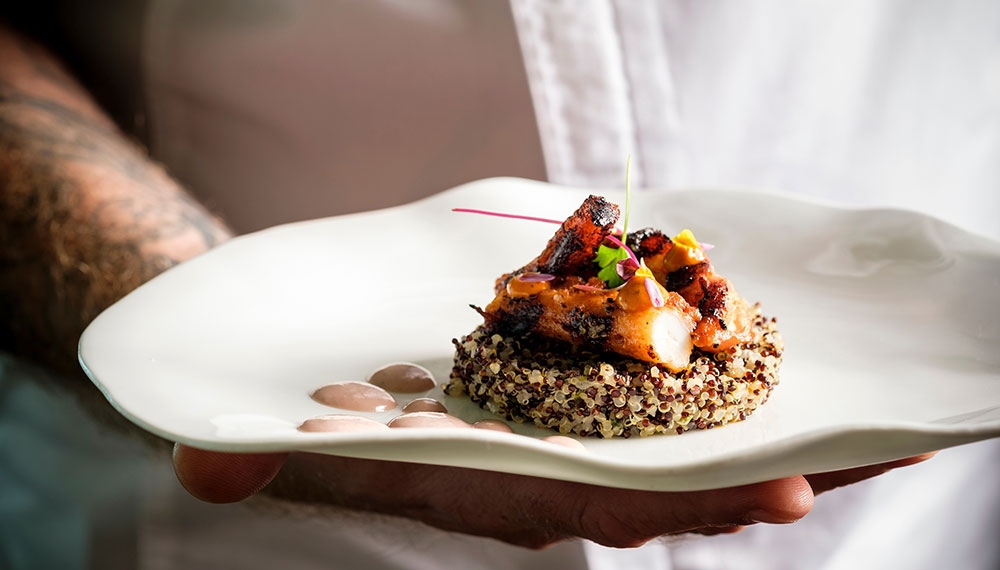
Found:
[595,244,629,287]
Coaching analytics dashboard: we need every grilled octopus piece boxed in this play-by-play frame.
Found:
[627,227,689,285]
[664,264,754,352]
[693,275,755,350]
[482,197,754,365]
[483,275,700,372]
[495,195,619,294]
[628,230,754,352]
[626,227,673,260]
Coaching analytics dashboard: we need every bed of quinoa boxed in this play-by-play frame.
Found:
[446,306,782,438]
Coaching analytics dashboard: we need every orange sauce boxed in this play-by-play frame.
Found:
[506,275,552,297]
[660,244,706,274]
[617,276,662,312]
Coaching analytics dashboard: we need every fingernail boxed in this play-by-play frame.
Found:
[747,509,800,524]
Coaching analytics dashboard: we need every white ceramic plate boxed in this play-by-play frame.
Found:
[79,178,1000,491]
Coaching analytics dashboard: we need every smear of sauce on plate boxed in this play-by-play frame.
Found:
[298,414,390,433]
[402,398,447,413]
[387,412,471,429]
[311,382,397,412]
[473,419,513,433]
[368,363,436,393]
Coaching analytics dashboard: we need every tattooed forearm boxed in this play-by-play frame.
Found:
[0,23,231,404]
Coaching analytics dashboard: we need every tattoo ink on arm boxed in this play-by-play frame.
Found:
[0,23,231,438]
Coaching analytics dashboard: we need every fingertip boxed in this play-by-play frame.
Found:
[886,452,937,469]
[588,475,815,542]
[173,443,288,503]
[744,476,814,524]
[693,525,746,536]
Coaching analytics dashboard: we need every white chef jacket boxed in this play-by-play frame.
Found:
[3,1,999,569]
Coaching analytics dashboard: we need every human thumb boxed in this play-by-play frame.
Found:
[173,443,288,503]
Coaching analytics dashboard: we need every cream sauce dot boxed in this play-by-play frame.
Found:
[401,398,447,413]
[473,419,514,433]
[542,435,587,450]
[298,414,390,433]
[386,412,471,429]
[311,382,397,412]
[368,363,436,393]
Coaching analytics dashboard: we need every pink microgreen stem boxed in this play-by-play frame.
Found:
[452,208,562,225]
[603,234,638,263]
[573,284,607,292]
[644,278,665,308]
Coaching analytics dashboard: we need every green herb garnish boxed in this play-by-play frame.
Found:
[595,242,629,287]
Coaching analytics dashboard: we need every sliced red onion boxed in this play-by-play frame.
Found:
[644,278,665,308]
[573,284,607,292]
[700,242,716,251]
[517,272,556,282]
[616,257,640,280]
